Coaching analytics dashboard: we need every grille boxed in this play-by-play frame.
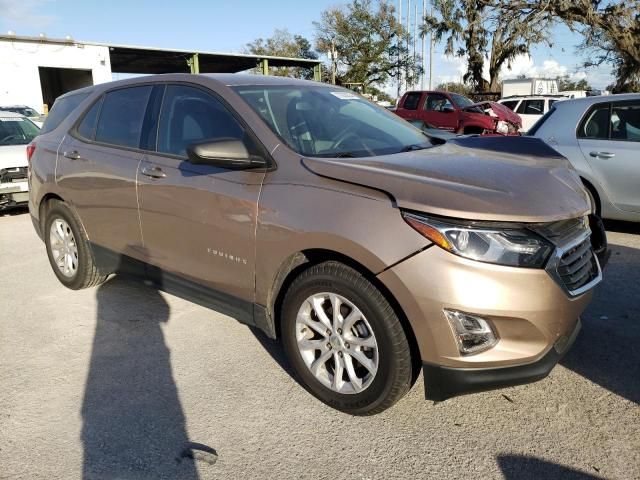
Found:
[557,237,599,292]
[0,167,28,183]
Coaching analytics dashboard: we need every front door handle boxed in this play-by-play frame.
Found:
[589,151,615,159]
[63,150,82,160]
[141,165,166,179]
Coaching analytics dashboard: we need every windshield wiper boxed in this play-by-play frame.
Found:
[400,143,431,153]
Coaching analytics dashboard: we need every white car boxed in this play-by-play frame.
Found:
[529,93,640,222]
[0,105,46,128]
[498,95,568,133]
[0,111,39,210]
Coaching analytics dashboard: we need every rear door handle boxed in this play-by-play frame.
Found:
[63,150,82,160]
[141,165,166,179]
[589,151,615,159]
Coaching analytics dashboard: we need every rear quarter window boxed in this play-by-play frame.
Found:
[39,92,90,135]
[527,106,557,136]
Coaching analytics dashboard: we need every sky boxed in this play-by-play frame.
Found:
[0,0,615,91]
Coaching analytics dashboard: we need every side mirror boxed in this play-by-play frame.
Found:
[442,106,455,113]
[186,139,267,170]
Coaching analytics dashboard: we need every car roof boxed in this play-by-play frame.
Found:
[54,73,337,103]
[0,111,26,119]
[554,93,640,108]
[499,96,566,101]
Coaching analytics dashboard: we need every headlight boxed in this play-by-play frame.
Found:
[402,212,553,268]
[496,120,510,134]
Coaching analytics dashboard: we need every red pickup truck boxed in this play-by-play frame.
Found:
[394,90,522,135]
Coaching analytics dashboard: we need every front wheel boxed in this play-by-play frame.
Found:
[281,261,413,415]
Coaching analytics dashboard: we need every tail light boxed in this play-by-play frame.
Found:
[26,143,36,163]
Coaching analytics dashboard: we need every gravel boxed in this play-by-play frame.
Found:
[1,210,638,480]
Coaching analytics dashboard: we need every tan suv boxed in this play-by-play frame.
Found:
[28,74,604,415]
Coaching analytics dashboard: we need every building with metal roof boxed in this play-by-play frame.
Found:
[0,33,322,113]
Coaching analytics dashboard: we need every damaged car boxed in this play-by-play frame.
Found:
[395,90,522,135]
[1,111,39,210]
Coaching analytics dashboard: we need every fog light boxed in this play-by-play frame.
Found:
[444,309,498,355]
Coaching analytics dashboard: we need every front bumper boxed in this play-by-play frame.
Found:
[0,180,29,209]
[423,318,581,401]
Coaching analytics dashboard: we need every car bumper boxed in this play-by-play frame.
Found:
[377,243,598,399]
[0,180,29,209]
[422,318,581,400]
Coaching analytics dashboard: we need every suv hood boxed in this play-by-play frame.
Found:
[0,145,29,170]
[303,136,590,223]
[463,101,522,127]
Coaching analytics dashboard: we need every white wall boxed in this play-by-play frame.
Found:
[0,40,112,113]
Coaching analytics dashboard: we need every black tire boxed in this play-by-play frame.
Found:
[281,261,413,415]
[44,199,107,290]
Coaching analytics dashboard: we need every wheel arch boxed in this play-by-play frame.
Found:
[38,193,66,236]
[266,248,423,385]
[579,176,601,216]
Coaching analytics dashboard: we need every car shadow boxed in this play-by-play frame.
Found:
[603,219,640,235]
[497,455,603,479]
[81,271,213,479]
[560,241,640,404]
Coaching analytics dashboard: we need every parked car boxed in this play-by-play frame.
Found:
[1,111,39,210]
[0,105,46,128]
[395,90,522,135]
[29,74,603,415]
[528,93,640,222]
[498,95,568,133]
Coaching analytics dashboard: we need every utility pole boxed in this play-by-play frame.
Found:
[421,0,426,89]
[397,0,402,99]
[429,2,433,89]
[413,2,417,90]
[329,40,337,85]
[406,0,410,92]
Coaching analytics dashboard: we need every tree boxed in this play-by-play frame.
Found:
[556,75,592,92]
[245,29,318,79]
[314,0,422,89]
[435,81,473,95]
[501,1,640,93]
[422,1,554,92]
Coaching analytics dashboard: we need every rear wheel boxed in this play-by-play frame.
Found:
[281,261,413,415]
[44,200,107,290]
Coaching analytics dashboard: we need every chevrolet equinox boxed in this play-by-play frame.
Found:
[28,74,604,415]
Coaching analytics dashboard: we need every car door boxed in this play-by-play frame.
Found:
[577,100,640,213]
[396,92,422,121]
[137,83,267,307]
[422,93,458,131]
[516,99,544,132]
[56,85,152,259]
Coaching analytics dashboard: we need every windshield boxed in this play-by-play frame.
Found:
[450,93,475,108]
[233,85,434,157]
[0,117,40,145]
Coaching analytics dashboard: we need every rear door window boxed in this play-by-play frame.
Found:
[95,86,152,148]
[517,99,544,115]
[501,100,519,111]
[156,84,244,157]
[39,92,90,135]
[402,92,422,110]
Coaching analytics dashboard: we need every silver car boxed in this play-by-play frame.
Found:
[529,93,640,222]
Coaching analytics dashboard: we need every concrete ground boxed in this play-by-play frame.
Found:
[0,209,638,480]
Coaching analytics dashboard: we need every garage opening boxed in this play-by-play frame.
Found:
[38,67,93,111]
